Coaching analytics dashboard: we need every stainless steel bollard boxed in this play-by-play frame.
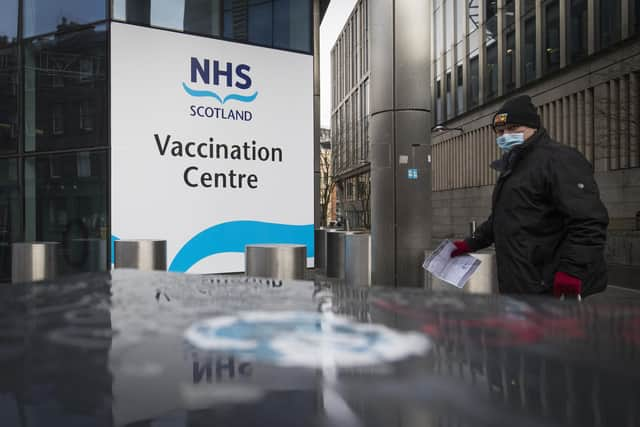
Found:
[114,240,166,271]
[344,232,371,286]
[245,244,307,280]
[325,230,346,279]
[11,242,59,283]
[424,248,498,294]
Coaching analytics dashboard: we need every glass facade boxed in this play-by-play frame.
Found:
[113,0,312,53]
[0,0,315,281]
[430,0,640,118]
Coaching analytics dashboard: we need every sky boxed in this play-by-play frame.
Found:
[320,0,359,129]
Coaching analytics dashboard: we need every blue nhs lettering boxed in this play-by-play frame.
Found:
[190,58,252,90]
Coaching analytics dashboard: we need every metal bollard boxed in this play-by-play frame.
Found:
[114,240,166,271]
[344,232,371,286]
[11,242,59,283]
[325,230,346,279]
[245,244,307,280]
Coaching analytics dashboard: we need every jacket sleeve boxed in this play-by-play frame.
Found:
[465,215,494,251]
[549,150,609,280]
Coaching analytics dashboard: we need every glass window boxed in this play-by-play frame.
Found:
[23,24,107,152]
[24,151,108,275]
[456,63,463,115]
[469,54,479,109]
[247,0,273,46]
[114,0,219,34]
[435,6,443,59]
[23,0,106,38]
[0,45,18,154]
[505,30,516,93]
[455,0,465,44]
[274,0,310,52]
[468,0,480,33]
[485,0,497,44]
[435,79,442,123]
[184,0,222,35]
[523,16,536,83]
[635,0,640,34]
[544,1,560,74]
[0,158,20,282]
[0,0,18,42]
[570,0,588,63]
[486,42,498,100]
[446,71,452,119]
[599,0,621,50]
[522,0,536,14]
[445,0,454,49]
[504,0,515,28]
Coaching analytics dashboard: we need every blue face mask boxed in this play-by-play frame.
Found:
[496,133,525,152]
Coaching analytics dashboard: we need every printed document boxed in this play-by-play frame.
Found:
[422,240,481,288]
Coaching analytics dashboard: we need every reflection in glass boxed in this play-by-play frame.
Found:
[446,72,452,119]
[274,0,311,52]
[23,0,106,38]
[468,54,479,109]
[544,1,560,73]
[599,0,621,50]
[0,159,20,282]
[23,25,107,152]
[523,16,536,83]
[570,0,588,63]
[24,151,108,275]
[504,30,515,93]
[486,43,497,101]
[0,0,18,42]
[0,44,18,154]
[223,0,311,52]
[456,63,463,115]
[454,0,465,44]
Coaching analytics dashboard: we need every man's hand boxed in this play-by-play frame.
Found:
[451,240,471,258]
[553,271,582,298]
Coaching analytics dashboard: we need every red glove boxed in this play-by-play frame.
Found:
[451,240,471,258]
[553,272,582,298]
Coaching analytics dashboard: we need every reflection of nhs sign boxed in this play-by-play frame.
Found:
[183,58,258,105]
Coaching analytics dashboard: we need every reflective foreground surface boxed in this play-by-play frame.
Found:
[0,270,639,426]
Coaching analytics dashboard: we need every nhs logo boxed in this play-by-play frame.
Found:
[182,57,258,104]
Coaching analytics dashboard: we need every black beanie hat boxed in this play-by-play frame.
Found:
[492,95,540,130]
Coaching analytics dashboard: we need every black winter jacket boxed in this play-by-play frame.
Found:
[465,129,609,296]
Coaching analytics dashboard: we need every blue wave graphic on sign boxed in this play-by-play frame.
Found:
[169,221,314,272]
[182,82,258,104]
[111,235,120,264]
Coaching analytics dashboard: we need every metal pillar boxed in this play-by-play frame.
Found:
[369,0,432,287]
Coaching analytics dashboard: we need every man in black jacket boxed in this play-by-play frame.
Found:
[451,95,609,298]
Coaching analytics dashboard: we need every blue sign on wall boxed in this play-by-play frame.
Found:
[408,168,418,179]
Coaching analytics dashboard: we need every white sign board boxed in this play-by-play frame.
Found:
[110,23,314,273]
